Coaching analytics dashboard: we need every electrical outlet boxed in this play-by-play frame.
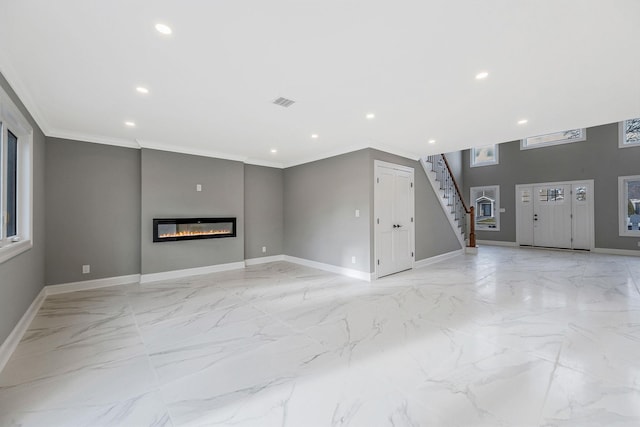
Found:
[82,265,90,274]
[351,256,356,264]
[355,209,360,218]
[262,246,267,253]
[196,184,202,192]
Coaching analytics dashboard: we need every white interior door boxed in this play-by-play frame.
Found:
[375,161,414,278]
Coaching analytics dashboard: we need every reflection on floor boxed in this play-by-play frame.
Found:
[1,247,640,426]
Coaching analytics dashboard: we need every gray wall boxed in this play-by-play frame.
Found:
[284,149,371,273]
[444,150,463,188]
[369,149,462,265]
[141,149,245,274]
[0,73,46,344]
[283,148,462,274]
[45,138,140,285]
[462,123,640,251]
[244,165,283,259]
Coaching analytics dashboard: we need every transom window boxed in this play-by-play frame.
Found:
[619,118,640,148]
[619,175,640,236]
[0,85,33,263]
[470,144,499,167]
[521,129,586,150]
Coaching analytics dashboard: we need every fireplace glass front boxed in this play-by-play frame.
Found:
[153,218,236,242]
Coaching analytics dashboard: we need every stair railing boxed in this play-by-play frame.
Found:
[425,154,476,248]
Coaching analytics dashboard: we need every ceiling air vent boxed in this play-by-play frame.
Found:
[273,97,295,108]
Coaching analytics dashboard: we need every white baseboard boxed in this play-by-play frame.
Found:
[477,240,519,247]
[414,249,464,269]
[140,261,246,283]
[0,288,46,373]
[46,274,141,295]
[283,255,373,282]
[244,255,286,266]
[593,247,640,257]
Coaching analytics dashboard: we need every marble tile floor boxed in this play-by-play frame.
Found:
[1,247,640,426]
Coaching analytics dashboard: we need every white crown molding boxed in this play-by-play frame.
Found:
[244,158,284,169]
[368,143,421,161]
[137,139,249,163]
[283,142,371,168]
[0,59,52,135]
[49,129,141,149]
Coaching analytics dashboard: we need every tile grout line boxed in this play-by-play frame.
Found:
[124,286,177,427]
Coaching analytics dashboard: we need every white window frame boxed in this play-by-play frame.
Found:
[470,144,499,167]
[618,175,640,237]
[619,119,640,148]
[470,185,500,231]
[521,129,586,150]
[0,85,33,264]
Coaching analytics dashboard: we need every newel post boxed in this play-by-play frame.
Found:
[469,206,476,248]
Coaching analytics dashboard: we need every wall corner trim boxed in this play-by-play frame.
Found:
[283,255,373,282]
[245,255,286,266]
[140,262,246,283]
[0,288,46,373]
[414,249,464,269]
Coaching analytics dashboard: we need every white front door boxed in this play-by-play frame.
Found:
[516,180,593,250]
[375,161,415,278]
[533,184,572,248]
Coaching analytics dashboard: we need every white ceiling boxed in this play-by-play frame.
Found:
[1,0,639,167]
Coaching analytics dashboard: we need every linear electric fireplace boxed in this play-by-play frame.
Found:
[153,218,236,242]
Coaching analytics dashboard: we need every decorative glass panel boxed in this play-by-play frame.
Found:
[549,188,564,201]
[522,129,586,150]
[620,118,640,147]
[539,189,548,202]
[576,187,587,201]
[470,144,499,167]
[521,190,531,203]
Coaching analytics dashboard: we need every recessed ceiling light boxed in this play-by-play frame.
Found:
[517,119,528,125]
[125,121,136,127]
[428,139,436,144]
[136,86,149,94]
[475,71,489,80]
[270,149,278,154]
[366,113,375,120]
[155,23,172,35]
[311,134,319,139]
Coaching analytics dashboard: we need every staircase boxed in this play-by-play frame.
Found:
[420,154,477,252]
